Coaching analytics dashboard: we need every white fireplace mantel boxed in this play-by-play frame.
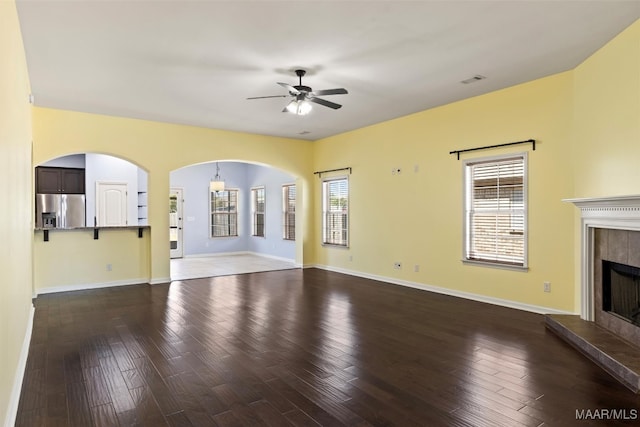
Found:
[564,195,640,321]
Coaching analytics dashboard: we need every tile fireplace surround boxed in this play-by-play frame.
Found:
[594,228,640,344]
[566,194,640,329]
[547,195,640,392]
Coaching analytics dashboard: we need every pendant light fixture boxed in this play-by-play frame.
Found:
[210,162,225,192]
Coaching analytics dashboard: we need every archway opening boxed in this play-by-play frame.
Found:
[169,160,300,280]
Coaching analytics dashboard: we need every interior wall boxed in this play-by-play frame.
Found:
[245,163,296,260]
[171,162,250,255]
[314,71,576,312]
[33,229,151,293]
[41,153,85,168]
[571,18,640,315]
[572,20,640,198]
[170,162,296,260]
[0,1,34,425]
[85,153,140,226]
[32,107,314,283]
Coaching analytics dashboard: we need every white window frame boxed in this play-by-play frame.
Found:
[251,186,265,237]
[322,176,349,247]
[210,188,239,238]
[463,152,528,270]
[282,184,296,241]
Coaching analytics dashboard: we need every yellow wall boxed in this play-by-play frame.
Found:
[312,19,640,314]
[0,1,33,424]
[33,228,150,292]
[314,72,576,312]
[32,108,315,287]
[573,20,640,198]
[571,19,640,310]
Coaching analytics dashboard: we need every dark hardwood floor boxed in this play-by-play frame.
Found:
[16,269,640,426]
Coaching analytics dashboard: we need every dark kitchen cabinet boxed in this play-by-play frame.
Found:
[36,167,85,194]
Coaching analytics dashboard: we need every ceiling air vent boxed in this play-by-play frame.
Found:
[298,130,311,135]
[461,75,486,84]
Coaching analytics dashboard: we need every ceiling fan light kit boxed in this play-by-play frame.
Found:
[248,69,348,116]
[286,99,312,115]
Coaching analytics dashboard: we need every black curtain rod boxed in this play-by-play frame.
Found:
[313,167,352,178]
[450,139,535,160]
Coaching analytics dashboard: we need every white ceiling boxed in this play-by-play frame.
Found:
[16,1,640,141]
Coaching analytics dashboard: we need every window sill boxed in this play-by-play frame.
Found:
[322,243,349,249]
[462,259,528,272]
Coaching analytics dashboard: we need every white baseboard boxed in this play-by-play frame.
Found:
[184,251,298,267]
[246,251,296,264]
[4,304,35,427]
[184,251,296,264]
[312,264,575,316]
[149,277,171,285]
[35,277,149,296]
[183,251,249,258]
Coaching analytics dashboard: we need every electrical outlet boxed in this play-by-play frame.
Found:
[349,255,353,262]
[106,263,112,272]
[391,168,401,175]
[414,264,420,272]
[394,262,402,269]
[544,281,551,293]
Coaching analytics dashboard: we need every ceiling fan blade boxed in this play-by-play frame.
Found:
[247,95,288,100]
[277,82,300,95]
[312,88,348,96]
[309,97,342,110]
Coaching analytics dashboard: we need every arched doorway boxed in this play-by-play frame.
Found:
[169,161,300,280]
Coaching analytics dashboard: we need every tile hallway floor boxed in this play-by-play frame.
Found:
[170,253,298,281]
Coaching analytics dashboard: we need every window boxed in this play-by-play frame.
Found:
[251,187,265,237]
[210,189,238,237]
[322,177,348,246]
[464,153,527,268]
[282,184,296,240]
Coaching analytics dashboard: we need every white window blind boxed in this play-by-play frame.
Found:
[210,189,238,237]
[282,184,296,240]
[251,187,265,237]
[464,154,526,267]
[322,177,348,246]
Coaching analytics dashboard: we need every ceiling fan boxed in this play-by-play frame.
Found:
[247,69,348,115]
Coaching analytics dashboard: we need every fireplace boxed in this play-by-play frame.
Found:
[565,195,640,345]
[602,260,640,326]
[554,196,640,392]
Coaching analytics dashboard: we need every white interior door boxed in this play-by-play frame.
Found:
[170,188,184,258]
[96,182,128,226]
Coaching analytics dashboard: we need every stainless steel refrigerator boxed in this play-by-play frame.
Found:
[36,194,86,228]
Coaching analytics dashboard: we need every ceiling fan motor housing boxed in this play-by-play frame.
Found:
[293,85,312,94]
